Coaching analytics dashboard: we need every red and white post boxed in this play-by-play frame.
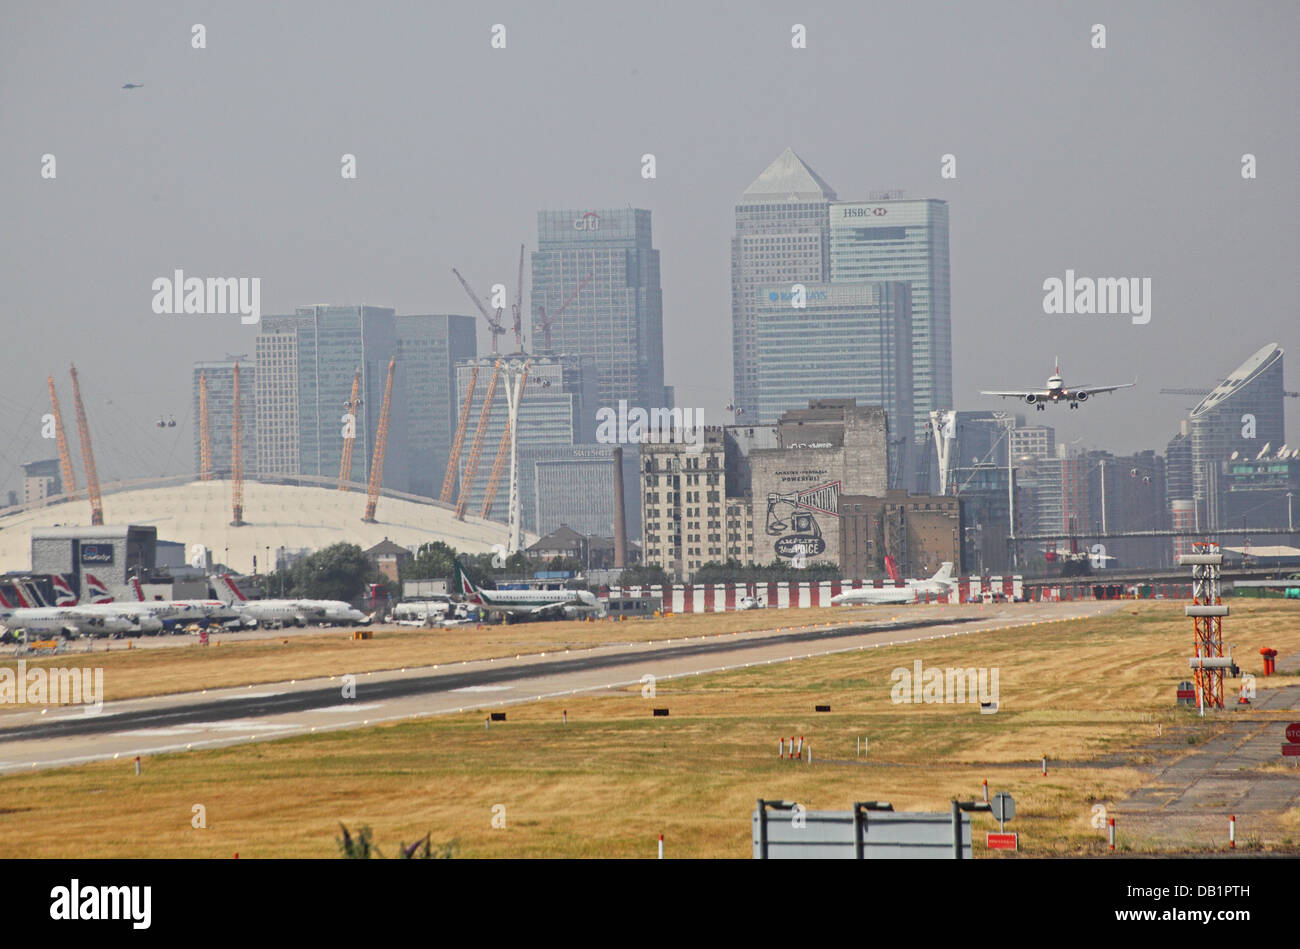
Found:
[658,833,664,859]
[1108,817,1116,852]
[1229,815,1236,849]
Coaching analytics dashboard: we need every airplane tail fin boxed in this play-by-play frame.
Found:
[18,579,46,607]
[0,587,13,609]
[1055,355,1060,375]
[212,574,247,606]
[51,575,78,606]
[883,555,901,584]
[932,562,955,584]
[85,574,113,603]
[453,559,481,602]
[130,577,145,602]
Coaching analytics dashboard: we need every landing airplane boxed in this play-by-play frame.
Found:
[981,358,1134,410]
[454,560,599,621]
[830,563,956,606]
[121,82,144,90]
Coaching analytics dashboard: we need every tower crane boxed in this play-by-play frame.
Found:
[535,274,591,352]
[362,357,396,522]
[510,243,526,351]
[452,267,507,353]
[46,375,78,498]
[338,367,362,490]
[68,364,104,525]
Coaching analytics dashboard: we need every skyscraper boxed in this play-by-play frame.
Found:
[731,149,952,492]
[752,281,913,487]
[1188,343,1285,529]
[193,360,257,478]
[254,305,408,491]
[830,198,952,453]
[395,315,477,498]
[531,209,665,412]
[731,148,837,423]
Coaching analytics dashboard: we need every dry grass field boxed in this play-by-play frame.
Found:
[0,600,1296,858]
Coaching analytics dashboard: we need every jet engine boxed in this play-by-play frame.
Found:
[1075,390,1089,402]
[1024,394,1039,405]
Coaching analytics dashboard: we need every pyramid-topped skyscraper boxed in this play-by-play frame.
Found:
[731,149,839,422]
[730,148,951,493]
[741,147,839,203]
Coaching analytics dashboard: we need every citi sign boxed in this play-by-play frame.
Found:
[573,212,600,231]
[842,207,887,218]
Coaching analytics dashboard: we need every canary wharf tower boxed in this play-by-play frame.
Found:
[730,148,837,423]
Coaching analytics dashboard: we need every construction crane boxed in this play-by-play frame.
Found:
[68,365,104,526]
[440,364,479,503]
[452,267,506,353]
[231,361,245,526]
[46,374,78,498]
[362,356,396,522]
[455,359,502,520]
[535,274,591,352]
[338,367,362,491]
[198,371,213,480]
[510,244,526,351]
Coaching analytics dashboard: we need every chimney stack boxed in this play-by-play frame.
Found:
[612,446,628,569]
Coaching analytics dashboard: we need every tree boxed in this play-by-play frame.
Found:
[401,541,458,582]
[292,543,376,601]
[617,565,672,587]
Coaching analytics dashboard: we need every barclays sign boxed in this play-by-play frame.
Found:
[766,289,828,304]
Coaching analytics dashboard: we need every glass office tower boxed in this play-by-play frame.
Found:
[531,209,665,412]
[830,198,951,450]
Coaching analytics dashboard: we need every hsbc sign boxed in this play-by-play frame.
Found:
[574,212,601,231]
[842,207,888,218]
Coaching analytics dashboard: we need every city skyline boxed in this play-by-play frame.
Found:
[2,2,1297,502]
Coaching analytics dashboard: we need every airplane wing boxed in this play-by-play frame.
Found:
[527,600,575,615]
[1066,383,1134,396]
[979,389,1041,399]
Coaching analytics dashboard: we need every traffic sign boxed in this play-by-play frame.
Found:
[1283,744,1300,757]
[991,792,1015,822]
[1286,723,1300,743]
[986,832,1018,851]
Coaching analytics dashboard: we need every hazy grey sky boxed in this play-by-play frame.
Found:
[2,0,1297,496]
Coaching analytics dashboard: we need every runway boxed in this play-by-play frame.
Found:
[0,601,1113,773]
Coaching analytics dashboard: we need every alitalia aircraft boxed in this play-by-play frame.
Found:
[454,560,599,621]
